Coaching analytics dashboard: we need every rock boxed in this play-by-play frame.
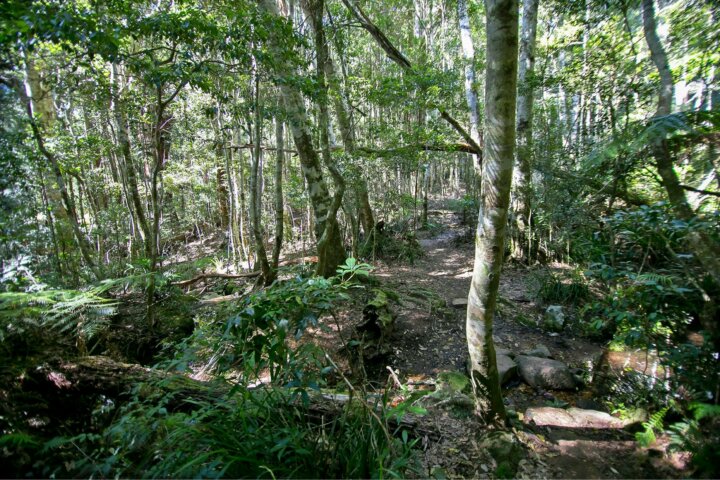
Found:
[522,344,551,358]
[497,354,518,384]
[515,355,582,390]
[543,305,565,331]
[451,297,468,307]
[524,406,626,429]
[495,347,514,357]
[592,349,667,398]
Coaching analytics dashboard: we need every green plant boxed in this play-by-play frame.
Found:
[38,267,422,478]
[532,269,590,304]
[635,406,669,447]
[0,286,116,351]
[669,402,720,477]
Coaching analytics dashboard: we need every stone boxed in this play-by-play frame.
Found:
[543,305,565,331]
[524,406,626,429]
[592,349,667,397]
[522,344,551,358]
[451,298,468,307]
[495,347,514,357]
[497,354,518,384]
[516,355,582,390]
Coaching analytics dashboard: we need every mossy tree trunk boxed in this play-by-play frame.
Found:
[466,0,519,424]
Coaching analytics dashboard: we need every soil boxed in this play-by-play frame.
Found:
[362,201,691,479]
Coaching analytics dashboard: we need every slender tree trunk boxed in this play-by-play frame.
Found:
[303,0,347,276]
[272,113,285,270]
[457,0,483,179]
[249,69,274,285]
[259,0,345,277]
[18,60,100,278]
[325,10,376,238]
[466,0,519,424]
[236,138,250,261]
[219,112,242,266]
[641,0,720,286]
[111,64,151,252]
[512,0,539,263]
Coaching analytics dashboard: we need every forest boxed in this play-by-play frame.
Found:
[0,0,718,477]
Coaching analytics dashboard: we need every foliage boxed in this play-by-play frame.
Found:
[669,403,720,477]
[360,225,424,265]
[635,406,669,447]
[36,262,420,478]
[0,285,116,352]
[531,269,590,305]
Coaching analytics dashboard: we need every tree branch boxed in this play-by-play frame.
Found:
[356,142,477,157]
[171,271,260,289]
[680,184,720,197]
[340,0,483,159]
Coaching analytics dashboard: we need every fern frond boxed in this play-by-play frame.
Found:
[690,402,720,421]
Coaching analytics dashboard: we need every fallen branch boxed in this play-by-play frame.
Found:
[171,271,260,288]
[356,142,477,157]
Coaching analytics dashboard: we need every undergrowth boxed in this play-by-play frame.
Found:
[14,258,422,478]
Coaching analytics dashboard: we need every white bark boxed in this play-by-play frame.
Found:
[466,0,519,423]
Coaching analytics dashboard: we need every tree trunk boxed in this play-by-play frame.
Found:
[259,0,345,278]
[641,0,720,287]
[272,113,285,270]
[466,0,519,424]
[325,11,376,239]
[249,70,274,285]
[19,60,100,278]
[111,64,151,255]
[512,0,539,263]
[457,0,483,180]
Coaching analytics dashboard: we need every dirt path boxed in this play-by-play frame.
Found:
[373,205,687,479]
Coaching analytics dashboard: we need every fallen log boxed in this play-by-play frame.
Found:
[19,356,438,440]
[171,271,260,289]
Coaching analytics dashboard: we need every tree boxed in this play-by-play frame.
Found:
[258,0,346,278]
[465,0,519,423]
[512,0,539,263]
[641,0,720,338]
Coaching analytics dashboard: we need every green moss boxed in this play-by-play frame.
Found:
[436,371,470,393]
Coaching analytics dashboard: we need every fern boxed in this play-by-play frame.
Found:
[636,406,669,447]
[0,287,117,345]
[690,402,720,421]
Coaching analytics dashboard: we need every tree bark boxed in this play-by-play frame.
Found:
[17,60,100,278]
[457,0,483,179]
[249,70,274,285]
[303,0,347,278]
[512,0,539,263]
[272,113,285,270]
[466,0,519,424]
[111,64,151,256]
[258,0,346,278]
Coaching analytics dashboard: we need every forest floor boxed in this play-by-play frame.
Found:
[360,201,690,479]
